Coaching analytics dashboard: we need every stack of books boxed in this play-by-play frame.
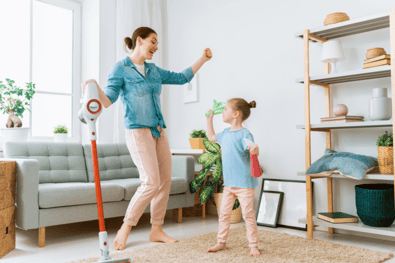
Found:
[363,54,391,69]
[321,115,364,123]
[318,212,358,224]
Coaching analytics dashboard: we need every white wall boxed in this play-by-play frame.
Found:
[81,0,116,144]
[166,0,395,235]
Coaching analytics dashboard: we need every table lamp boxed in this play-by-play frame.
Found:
[321,39,345,74]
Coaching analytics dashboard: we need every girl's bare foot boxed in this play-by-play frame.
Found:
[249,247,260,256]
[113,222,132,250]
[149,224,178,243]
[207,243,226,252]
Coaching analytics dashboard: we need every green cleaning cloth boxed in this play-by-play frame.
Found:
[205,100,226,116]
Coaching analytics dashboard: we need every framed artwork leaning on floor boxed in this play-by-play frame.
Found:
[256,191,284,227]
[261,179,313,230]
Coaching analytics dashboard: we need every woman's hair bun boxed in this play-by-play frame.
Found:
[124,37,134,50]
[249,101,256,108]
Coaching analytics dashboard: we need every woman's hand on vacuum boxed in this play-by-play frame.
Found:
[248,144,259,156]
[202,48,212,62]
[81,79,98,93]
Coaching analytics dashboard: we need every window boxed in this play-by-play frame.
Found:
[0,0,81,141]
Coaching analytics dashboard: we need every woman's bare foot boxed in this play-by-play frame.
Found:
[113,222,132,250]
[207,243,226,252]
[149,224,178,243]
[249,247,260,256]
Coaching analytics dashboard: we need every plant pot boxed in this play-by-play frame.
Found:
[54,133,68,143]
[355,184,395,227]
[189,138,205,150]
[214,193,242,223]
[377,146,394,174]
[0,128,29,143]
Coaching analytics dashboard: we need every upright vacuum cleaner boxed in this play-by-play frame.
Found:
[79,82,133,263]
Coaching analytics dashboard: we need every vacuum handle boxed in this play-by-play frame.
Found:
[91,140,106,232]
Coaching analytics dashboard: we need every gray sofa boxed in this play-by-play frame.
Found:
[4,141,195,247]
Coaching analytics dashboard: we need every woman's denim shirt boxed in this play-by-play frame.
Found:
[104,57,194,137]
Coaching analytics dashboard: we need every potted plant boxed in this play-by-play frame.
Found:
[189,129,207,150]
[377,131,393,174]
[189,138,241,223]
[53,124,69,142]
[0,79,36,142]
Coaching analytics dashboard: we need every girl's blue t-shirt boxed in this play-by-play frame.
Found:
[215,128,258,189]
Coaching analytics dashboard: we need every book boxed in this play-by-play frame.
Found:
[321,116,364,123]
[318,212,358,223]
[321,119,364,123]
[364,54,391,63]
[363,59,391,69]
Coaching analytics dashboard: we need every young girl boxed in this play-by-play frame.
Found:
[206,98,260,257]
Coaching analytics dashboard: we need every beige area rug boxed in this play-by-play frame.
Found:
[69,226,394,263]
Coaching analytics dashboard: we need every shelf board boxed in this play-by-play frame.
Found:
[299,216,395,237]
[295,12,389,41]
[295,66,391,85]
[297,172,393,181]
[296,120,392,130]
[170,149,205,155]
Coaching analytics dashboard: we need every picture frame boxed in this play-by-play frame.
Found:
[256,191,284,227]
[261,179,313,230]
[183,73,198,103]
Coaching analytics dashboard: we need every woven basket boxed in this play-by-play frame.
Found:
[324,12,350,26]
[214,193,242,223]
[377,146,394,174]
[355,184,395,227]
[366,48,386,59]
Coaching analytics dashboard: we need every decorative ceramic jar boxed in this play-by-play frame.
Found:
[368,88,392,121]
[333,104,348,116]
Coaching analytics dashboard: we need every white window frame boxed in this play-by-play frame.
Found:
[29,0,81,142]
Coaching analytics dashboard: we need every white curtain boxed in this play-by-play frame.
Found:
[113,0,168,143]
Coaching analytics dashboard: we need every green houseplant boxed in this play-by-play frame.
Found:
[0,78,36,128]
[53,124,69,143]
[189,137,240,220]
[189,129,207,150]
[377,131,393,174]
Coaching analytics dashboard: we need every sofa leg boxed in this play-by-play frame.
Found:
[39,227,45,247]
[177,208,182,223]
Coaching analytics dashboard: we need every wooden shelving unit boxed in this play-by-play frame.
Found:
[296,9,395,239]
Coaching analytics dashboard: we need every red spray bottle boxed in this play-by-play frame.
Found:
[244,138,263,178]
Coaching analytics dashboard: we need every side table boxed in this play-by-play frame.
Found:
[0,161,16,259]
[171,149,209,219]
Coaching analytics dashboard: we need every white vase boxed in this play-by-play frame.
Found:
[1,127,30,142]
[1,127,30,157]
[54,133,68,142]
[368,88,392,121]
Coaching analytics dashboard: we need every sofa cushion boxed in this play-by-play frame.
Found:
[38,182,124,208]
[83,143,139,182]
[104,177,189,201]
[5,142,88,184]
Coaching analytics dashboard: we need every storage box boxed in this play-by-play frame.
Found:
[0,205,15,258]
[0,161,16,210]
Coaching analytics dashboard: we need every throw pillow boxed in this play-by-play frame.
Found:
[306,149,378,180]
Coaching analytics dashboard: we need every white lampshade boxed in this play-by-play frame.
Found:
[321,39,345,74]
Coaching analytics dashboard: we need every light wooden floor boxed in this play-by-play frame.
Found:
[2,213,395,263]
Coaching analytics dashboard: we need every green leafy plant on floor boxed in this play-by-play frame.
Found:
[53,124,69,134]
[189,137,240,210]
[377,131,393,147]
[190,129,207,138]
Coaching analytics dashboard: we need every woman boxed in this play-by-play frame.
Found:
[82,27,212,250]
